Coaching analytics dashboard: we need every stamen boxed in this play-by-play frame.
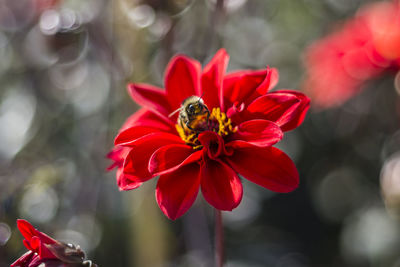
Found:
[210,107,237,137]
[176,124,202,149]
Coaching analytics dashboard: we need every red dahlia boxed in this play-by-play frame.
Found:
[108,49,310,220]
[303,0,400,108]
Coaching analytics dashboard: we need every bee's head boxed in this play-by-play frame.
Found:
[181,95,206,117]
[186,101,203,115]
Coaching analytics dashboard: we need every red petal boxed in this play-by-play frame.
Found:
[11,251,35,267]
[149,144,202,176]
[114,126,161,146]
[247,67,279,101]
[246,90,310,132]
[223,67,278,109]
[201,49,229,109]
[38,239,57,259]
[123,133,184,182]
[232,119,283,147]
[247,91,299,115]
[17,219,37,242]
[17,220,56,245]
[156,163,201,220]
[23,239,33,251]
[30,236,40,251]
[108,147,143,191]
[116,168,142,191]
[127,83,171,119]
[121,109,174,132]
[106,146,128,170]
[26,254,41,266]
[165,55,202,110]
[198,131,231,159]
[200,159,243,210]
[17,220,57,260]
[225,144,299,193]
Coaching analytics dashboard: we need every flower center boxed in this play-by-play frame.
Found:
[175,107,236,149]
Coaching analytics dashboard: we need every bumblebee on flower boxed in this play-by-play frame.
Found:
[108,48,310,220]
[173,95,210,132]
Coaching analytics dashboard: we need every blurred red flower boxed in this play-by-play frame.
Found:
[34,0,61,13]
[108,49,310,220]
[303,0,400,108]
[11,219,96,267]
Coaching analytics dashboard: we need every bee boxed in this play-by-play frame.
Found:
[169,95,210,132]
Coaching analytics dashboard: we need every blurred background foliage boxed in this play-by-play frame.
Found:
[1,0,400,266]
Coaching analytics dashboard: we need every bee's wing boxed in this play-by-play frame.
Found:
[168,107,182,118]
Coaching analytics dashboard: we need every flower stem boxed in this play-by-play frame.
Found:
[215,209,224,267]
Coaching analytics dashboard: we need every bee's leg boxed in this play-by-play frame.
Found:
[186,121,195,131]
[204,106,210,128]
[205,106,210,120]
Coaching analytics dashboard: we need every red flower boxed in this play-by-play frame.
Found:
[11,219,96,267]
[34,0,61,13]
[303,0,400,108]
[108,49,310,220]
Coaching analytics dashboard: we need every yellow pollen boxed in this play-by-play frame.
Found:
[175,107,236,149]
[176,124,203,150]
[210,107,237,137]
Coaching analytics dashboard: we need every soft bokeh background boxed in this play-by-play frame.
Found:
[2,0,400,266]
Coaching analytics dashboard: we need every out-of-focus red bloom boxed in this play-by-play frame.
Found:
[108,49,310,220]
[11,219,96,267]
[34,0,61,13]
[304,0,400,108]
